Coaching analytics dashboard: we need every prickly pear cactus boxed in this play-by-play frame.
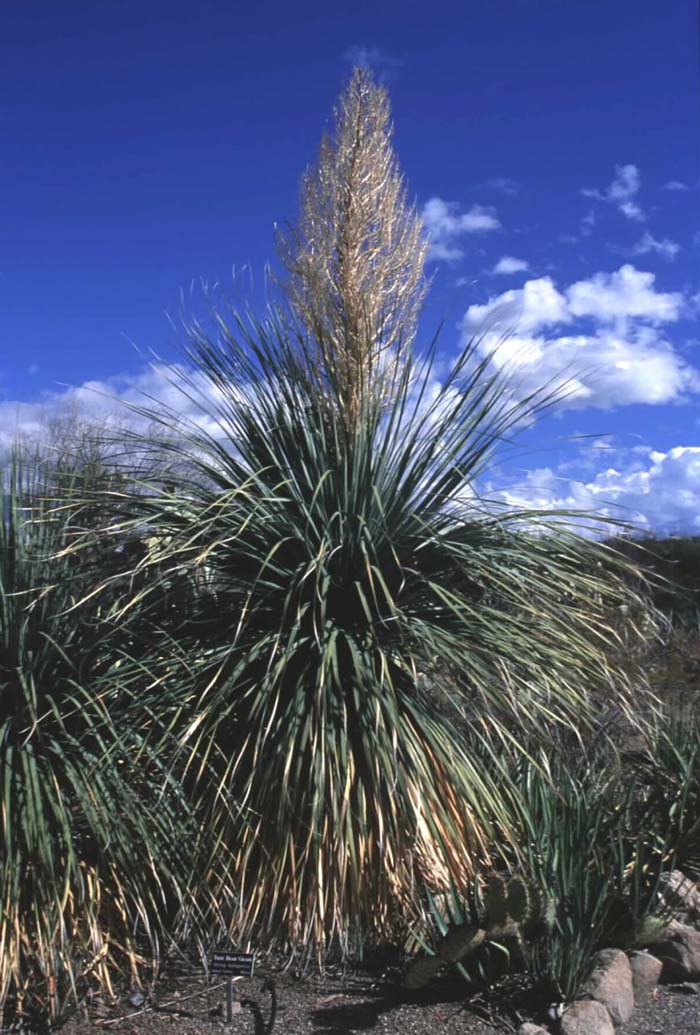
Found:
[405,924,487,987]
[605,896,670,950]
[630,914,669,948]
[506,875,531,925]
[405,875,557,990]
[484,874,509,927]
[440,923,486,965]
[405,954,444,990]
[525,883,557,938]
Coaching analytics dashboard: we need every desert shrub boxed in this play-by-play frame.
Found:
[0,451,197,1023]
[510,755,665,1003]
[626,708,700,879]
[606,535,700,628]
[67,303,651,958]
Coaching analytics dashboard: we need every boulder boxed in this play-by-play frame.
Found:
[560,1000,614,1035]
[628,950,662,999]
[652,920,700,981]
[517,1025,549,1035]
[581,948,635,1024]
[660,870,700,924]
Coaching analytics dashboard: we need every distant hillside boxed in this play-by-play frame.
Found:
[607,535,700,616]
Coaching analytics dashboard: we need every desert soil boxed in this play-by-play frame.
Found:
[57,965,700,1035]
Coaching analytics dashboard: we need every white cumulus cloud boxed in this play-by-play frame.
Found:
[421,197,500,261]
[492,256,530,275]
[0,364,230,456]
[461,265,695,410]
[492,446,700,535]
[583,164,645,221]
[465,276,569,335]
[630,231,681,261]
[566,265,682,325]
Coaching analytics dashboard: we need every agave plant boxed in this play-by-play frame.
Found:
[0,449,196,1022]
[626,708,700,878]
[64,303,649,957]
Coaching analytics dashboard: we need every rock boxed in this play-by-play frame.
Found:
[581,948,635,1024]
[560,1000,614,1035]
[518,1025,549,1035]
[629,950,663,998]
[660,870,700,924]
[674,981,700,994]
[128,989,146,1008]
[652,920,700,981]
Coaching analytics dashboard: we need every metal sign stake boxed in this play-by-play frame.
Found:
[225,977,235,1023]
[209,949,254,1025]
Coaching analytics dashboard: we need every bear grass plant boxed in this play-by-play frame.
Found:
[1,66,669,1026]
[60,301,653,960]
[0,449,200,1023]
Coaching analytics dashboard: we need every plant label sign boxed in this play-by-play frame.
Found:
[210,951,255,978]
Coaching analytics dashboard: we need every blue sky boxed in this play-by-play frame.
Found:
[2,0,699,534]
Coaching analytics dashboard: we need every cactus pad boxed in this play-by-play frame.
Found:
[405,954,444,990]
[439,923,486,964]
[484,874,509,927]
[506,876,531,924]
[632,914,669,947]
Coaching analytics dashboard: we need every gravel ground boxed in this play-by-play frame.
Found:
[56,967,700,1035]
[59,969,503,1035]
[620,983,700,1034]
